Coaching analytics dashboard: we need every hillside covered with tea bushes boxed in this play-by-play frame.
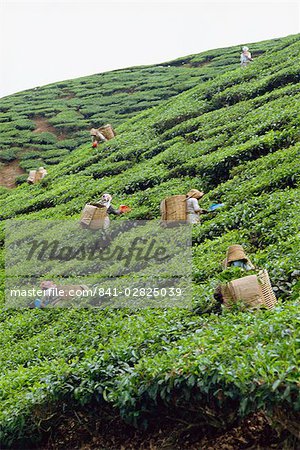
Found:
[0,33,300,448]
[0,40,259,183]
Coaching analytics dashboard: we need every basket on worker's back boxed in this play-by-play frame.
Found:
[221,269,277,310]
[98,124,115,140]
[160,195,187,225]
[80,204,108,230]
[27,170,42,184]
[258,269,277,309]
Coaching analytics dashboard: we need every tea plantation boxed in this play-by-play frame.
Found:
[0,33,299,448]
[0,36,287,184]
[0,41,251,180]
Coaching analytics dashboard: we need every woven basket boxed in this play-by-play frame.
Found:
[221,270,276,309]
[160,195,187,223]
[27,170,42,184]
[80,204,107,230]
[98,124,115,140]
[257,269,277,309]
[36,171,43,182]
[27,170,37,184]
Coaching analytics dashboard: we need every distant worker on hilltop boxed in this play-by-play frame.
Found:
[240,46,253,67]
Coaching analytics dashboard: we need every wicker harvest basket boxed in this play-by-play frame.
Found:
[27,170,42,184]
[257,269,277,309]
[35,170,43,182]
[98,124,115,140]
[27,170,37,184]
[160,195,187,223]
[80,204,108,230]
[221,269,276,309]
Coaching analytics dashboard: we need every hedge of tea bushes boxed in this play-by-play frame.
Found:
[0,303,299,445]
[0,41,250,173]
[0,33,299,446]
[110,302,300,428]
[0,32,298,173]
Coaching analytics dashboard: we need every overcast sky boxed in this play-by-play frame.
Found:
[0,0,299,98]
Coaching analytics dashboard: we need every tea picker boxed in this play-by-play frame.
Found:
[223,245,255,271]
[80,193,131,230]
[240,46,253,67]
[214,246,277,310]
[90,128,107,148]
[27,166,48,184]
[89,124,116,148]
[160,188,209,225]
[185,189,210,224]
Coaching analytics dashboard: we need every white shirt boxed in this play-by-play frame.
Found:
[186,198,200,214]
[241,52,252,64]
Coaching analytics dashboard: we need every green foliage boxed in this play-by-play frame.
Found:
[15,174,28,186]
[111,302,300,428]
[0,149,17,162]
[29,132,57,145]
[0,46,245,170]
[0,33,299,447]
[14,119,35,131]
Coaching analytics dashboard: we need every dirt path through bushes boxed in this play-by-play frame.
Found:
[0,117,68,188]
[0,160,24,188]
[33,117,67,140]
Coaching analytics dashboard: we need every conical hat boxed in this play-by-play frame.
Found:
[186,189,204,200]
[223,245,254,269]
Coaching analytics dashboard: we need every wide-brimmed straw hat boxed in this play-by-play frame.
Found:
[186,189,204,200]
[223,245,254,269]
[242,46,249,51]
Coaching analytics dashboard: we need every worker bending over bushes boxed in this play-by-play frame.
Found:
[80,193,131,230]
[90,124,116,148]
[215,245,277,310]
[27,167,47,184]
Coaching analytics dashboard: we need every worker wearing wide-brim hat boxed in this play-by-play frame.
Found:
[223,245,255,270]
[185,189,208,224]
[214,269,277,310]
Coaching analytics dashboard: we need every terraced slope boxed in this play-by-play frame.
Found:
[0,37,283,186]
[0,33,299,448]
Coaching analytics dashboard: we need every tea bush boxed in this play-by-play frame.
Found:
[0,44,247,170]
[0,33,299,447]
